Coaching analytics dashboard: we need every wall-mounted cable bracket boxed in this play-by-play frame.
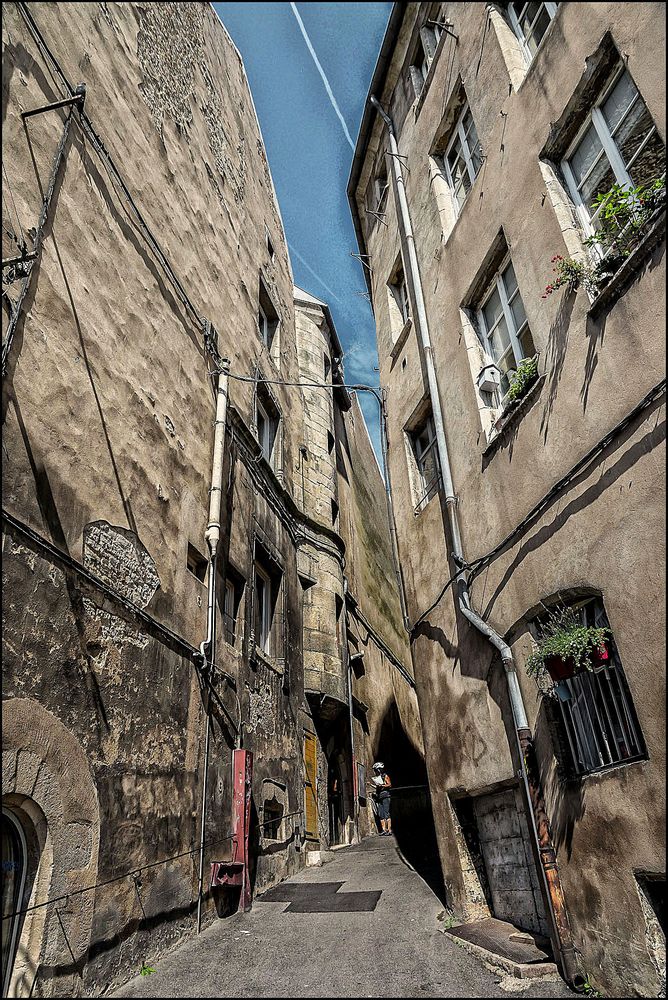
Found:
[21,84,86,120]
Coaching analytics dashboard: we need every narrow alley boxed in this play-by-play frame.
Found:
[114,837,570,999]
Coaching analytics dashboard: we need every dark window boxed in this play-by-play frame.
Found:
[256,382,280,470]
[258,277,279,350]
[187,543,208,583]
[262,797,283,840]
[2,810,27,997]
[217,563,244,647]
[253,543,283,660]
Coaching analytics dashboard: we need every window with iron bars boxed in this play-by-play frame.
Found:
[539,597,647,778]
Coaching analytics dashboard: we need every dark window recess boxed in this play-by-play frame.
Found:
[451,798,493,910]
[217,564,244,646]
[324,354,331,379]
[636,872,667,937]
[187,543,207,583]
[263,797,283,840]
[266,229,275,261]
[331,499,339,526]
[327,431,335,454]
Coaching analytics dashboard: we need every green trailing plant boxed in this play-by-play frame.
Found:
[506,355,539,404]
[140,964,156,976]
[525,605,610,680]
[584,178,665,259]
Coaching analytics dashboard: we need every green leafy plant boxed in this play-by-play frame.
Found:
[525,605,610,680]
[506,356,539,404]
[584,178,665,259]
[140,964,156,976]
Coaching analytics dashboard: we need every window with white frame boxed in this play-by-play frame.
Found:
[253,547,283,660]
[477,258,535,401]
[535,597,647,778]
[562,63,665,242]
[410,414,441,513]
[258,277,279,351]
[256,390,279,469]
[442,103,483,213]
[506,3,559,64]
[387,259,410,343]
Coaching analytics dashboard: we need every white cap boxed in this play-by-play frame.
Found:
[373,761,384,771]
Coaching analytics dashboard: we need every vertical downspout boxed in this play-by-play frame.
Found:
[368,95,583,991]
[196,357,230,934]
[342,576,358,839]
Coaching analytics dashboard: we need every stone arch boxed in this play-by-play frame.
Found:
[2,699,100,998]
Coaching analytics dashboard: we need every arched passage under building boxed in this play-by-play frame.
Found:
[374,699,446,904]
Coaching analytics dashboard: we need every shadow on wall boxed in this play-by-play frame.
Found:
[374,701,447,905]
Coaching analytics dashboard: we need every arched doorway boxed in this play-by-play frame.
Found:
[2,808,28,997]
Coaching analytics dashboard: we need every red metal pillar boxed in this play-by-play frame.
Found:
[232,748,253,912]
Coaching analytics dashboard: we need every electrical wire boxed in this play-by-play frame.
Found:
[216,366,381,394]
[409,377,666,633]
[4,809,305,922]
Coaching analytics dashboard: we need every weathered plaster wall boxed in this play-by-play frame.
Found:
[2,1,305,993]
[353,2,666,996]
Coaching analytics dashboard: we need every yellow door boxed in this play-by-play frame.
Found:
[303,732,318,838]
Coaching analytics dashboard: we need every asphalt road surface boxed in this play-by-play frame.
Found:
[114,836,573,998]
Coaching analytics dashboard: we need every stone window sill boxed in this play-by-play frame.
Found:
[588,208,666,319]
[390,317,413,361]
[482,374,546,458]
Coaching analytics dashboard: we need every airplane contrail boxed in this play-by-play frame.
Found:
[288,243,344,305]
[289,2,355,150]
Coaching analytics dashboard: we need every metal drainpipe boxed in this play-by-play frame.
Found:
[368,95,584,991]
[196,358,230,935]
[342,576,358,837]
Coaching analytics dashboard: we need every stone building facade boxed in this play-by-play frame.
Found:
[1,2,419,996]
[349,2,666,997]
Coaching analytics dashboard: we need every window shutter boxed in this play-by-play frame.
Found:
[420,25,437,60]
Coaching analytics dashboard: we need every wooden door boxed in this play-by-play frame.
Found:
[474,788,549,936]
[303,732,318,839]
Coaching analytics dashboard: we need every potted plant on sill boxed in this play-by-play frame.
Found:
[505,355,539,406]
[525,605,610,685]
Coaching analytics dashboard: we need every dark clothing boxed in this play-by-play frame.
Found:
[376,789,391,821]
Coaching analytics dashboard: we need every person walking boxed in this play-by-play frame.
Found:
[370,761,392,836]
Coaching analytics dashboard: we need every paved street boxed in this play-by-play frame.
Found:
[114,837,572,999]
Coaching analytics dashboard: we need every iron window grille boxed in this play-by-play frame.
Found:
[544,599,647,777]
[561,62,666,253]
[476,256,536,402]
[441,102,483,214]
[506,2,559,65]
[412,416,441,513]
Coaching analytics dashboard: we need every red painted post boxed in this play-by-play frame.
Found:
[232,749,253,912]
